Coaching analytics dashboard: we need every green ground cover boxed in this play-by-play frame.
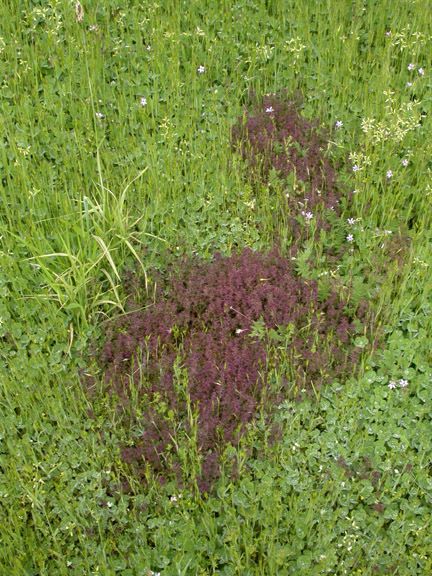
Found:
[1,0,431,574]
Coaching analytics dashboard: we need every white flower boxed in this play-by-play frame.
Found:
[140,97,147,106]
[265,106,274,113]
[346,234,354,243]
[335,120,343,128]
[197,65,205,74]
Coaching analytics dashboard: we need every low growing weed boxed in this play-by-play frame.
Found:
[90,245,373,493]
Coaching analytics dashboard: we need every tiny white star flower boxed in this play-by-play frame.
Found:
[140,97,147,106]
[402,158,408,166]
[418,67,424,75]
[265,106,274,113]
[336,120,343,128]
[95,112,103,118]
[386,170,393,179]
[197,65,205,74]
[406,82,413,87]
[147,45,151,51]
[399,379,409,388]
[388,381,396,389]
[347,218,356,225]
[408,63,415,70]
[305,211,313,220]
[353,164,359,172]
[346,234,354,243]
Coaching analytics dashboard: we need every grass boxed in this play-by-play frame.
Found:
[1,0,432,574]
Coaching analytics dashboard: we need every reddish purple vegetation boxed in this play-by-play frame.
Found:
[232,91,344,240]
[95,247,369,492]
[86,92,377,493]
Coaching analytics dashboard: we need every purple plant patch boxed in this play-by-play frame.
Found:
[85,91,381,494]
[232,91,344,241]
[94,247,369,492]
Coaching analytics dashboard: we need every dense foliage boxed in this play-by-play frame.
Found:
[2,1,432,574]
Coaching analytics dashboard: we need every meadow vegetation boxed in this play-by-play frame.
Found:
[1,1,432,574]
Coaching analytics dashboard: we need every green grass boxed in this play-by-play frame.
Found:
[1,0,432,574]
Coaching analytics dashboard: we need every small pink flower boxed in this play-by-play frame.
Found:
[386,170,393,179]
[402,158,408,166]
[408,63,415,70]
[388,381,396,389]
[399,379,409,388]
[353,164,359,172]
[418,67,424,75]
[406,82,412,87]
